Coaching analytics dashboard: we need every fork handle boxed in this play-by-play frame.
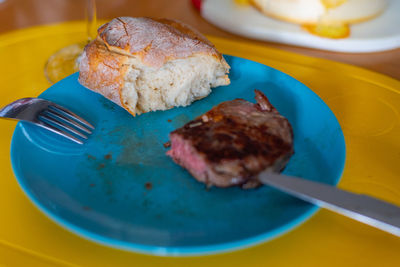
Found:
[0,98,37,120]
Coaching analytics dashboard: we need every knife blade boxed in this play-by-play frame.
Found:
[258,171,400,237]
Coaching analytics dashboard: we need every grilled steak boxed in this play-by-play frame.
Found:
[166,90,294,189]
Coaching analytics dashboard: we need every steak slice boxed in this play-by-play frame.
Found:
[166,90,294,189]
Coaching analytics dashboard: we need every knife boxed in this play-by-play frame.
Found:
[258,171,400,237]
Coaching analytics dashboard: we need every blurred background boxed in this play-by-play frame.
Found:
[0,0,399,79]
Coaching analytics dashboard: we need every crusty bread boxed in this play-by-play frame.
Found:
[251,0,387,25]
[78,17,230,116]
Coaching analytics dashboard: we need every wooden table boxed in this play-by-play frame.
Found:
[1,0,399,79]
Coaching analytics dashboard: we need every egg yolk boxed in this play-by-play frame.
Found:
[304,0,350,38]
[234,0,251,5]
[302,23,350,39]
[233,0,351,39]
[321,0,348,9]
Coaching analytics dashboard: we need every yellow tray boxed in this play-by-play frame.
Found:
[0,22,399,266]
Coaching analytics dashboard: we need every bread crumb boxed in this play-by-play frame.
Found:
[189,122,202,128]
[97,163,105,170]
[163,141,171,148]
[145,182,152,190]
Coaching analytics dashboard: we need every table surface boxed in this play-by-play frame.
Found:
[1,1,400,266]
[0,20,400,266]
[0,0,399,80]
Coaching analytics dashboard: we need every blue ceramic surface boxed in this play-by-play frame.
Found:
[10,55,345,256]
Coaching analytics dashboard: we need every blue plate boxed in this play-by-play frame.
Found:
[10,55,345,256]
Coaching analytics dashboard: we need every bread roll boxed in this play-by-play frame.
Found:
[78,17,230,116]
[251,0,387,25]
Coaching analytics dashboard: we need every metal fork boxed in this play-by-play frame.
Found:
[0,98,94,144]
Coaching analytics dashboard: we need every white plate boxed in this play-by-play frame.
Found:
[197,0,400,53]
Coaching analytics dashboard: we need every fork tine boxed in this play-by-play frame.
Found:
[37,121,83,144]
[44,109,92,134]
[39,114,88,139]
[48,104,95,129]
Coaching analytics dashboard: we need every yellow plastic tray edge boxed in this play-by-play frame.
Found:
[0,239,77,267]
[1,21,400,266]
[1,21,398,94]
[0,20,112,47]
[0,21,87,47]
[207,36,400,94]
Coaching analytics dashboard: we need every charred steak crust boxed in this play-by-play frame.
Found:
[166,90,294,189]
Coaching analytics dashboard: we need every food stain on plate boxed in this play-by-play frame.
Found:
[145,182,153,190]
[167,113,191,129]
[78,154,116,199]
[115,131,164,166]
[99,97,118,111]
